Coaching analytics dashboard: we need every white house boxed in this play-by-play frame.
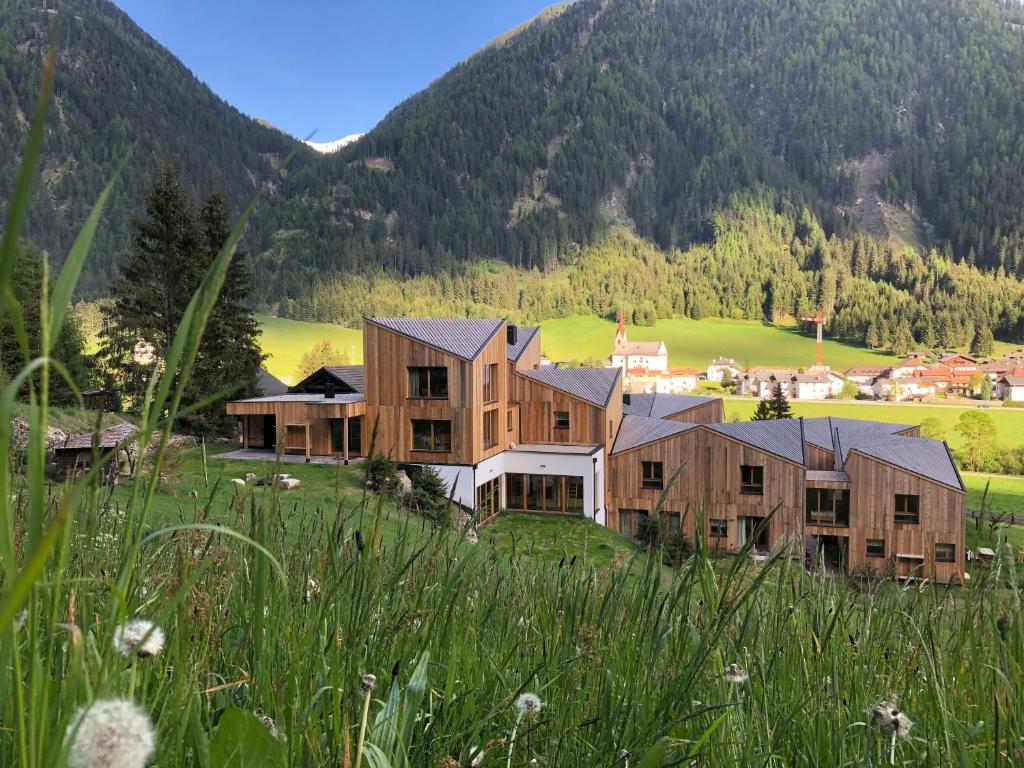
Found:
[740,369,796,399]
[872,376,936,401]
[790,372,845,400]
[607,311,668,387]
[997,370,1024,402]
[627,368,699,394]
[706,357,742,383]
[890,354,930,379]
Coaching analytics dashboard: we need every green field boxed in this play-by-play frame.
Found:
[258,313,362,383]
[724,398,1024,451]
[963,472,1024,516]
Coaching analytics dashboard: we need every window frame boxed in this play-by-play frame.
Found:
[935,542,955,563]
[483,409,498,450]
[407,366,449,400]
[482,363,498,404]
[740,465,764,495]
[641,460,664,490]
[710,518,728,538]
[865,538,886,558]
[553,410,571,430]
[410,419,452,453]
[894,493,920,525]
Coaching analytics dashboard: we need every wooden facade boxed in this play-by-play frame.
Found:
[362,319,508,465]
[225,398,367,460]
[512,372,622,456]
[662,398,724,425]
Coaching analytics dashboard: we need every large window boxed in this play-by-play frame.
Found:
[641,461,664,490]
[408,366,448,399]
[619,509,649,540]
[483,363,498,403]
[894,494,920,524]
[505,473,584,514]
[476,477,500,520]
[483,410,498,449]
[710,518,728,538]
[866,538,886,558]
[411,419,451,452]
[935,543,955,563]
[805,488,850,526]
[740,465,764,495]
[554,410,571,430]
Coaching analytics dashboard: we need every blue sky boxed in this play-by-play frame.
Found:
[112,0,558,142]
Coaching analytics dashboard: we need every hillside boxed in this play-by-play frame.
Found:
[0,0,306,296]
[250,0,1024,304]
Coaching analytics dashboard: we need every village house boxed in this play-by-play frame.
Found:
[844,365,889,397]
[997,367,1024,401]
[871,376,938,402]
[625,367,700,394]
[226,317,966,582]
[706,357,743,383]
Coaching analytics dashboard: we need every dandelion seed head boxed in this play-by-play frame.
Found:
[361,673,376,694]
[724,663,748,684]
[65,698,155,768]
[257,712,278,739]
[515,692,542,715]
[132,341,157,367]
[869,701,913,739]
[112,620,165,659]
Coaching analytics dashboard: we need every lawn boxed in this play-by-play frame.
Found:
[258,313,362,384]
[963,472,1024,516]
[725,398,1024,450]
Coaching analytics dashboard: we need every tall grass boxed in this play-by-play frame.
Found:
[1,46,1023,768]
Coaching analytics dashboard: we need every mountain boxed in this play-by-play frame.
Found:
[0,0,306,296]
[249,0,1024,304]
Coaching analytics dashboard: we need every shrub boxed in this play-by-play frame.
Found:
[363,452,399,495]
[403,465,451,525]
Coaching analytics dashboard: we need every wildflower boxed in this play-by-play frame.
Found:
[724,663,748,684]
[257,712,278,739]
[469,745,486,766]
[112,620,165,659]
[361,673,376,694]
[515,692,543,716]
[304,578,320,604]
[132,340,157,367]
[869,701,913,739]
[65,698,155,768]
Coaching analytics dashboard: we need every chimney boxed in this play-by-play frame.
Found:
[623,392,631,405]
[324,381,336,399]
[507,324,518,346]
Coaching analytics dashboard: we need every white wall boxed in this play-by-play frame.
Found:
[421,448,608,524]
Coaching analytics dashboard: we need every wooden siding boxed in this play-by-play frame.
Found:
[663,398,724,425]
[508,329,543,393]
[512,371,622,452]
[362,320,508,464]
[226,400,366,457]
[844,451,965,582]
[804,443,836,471]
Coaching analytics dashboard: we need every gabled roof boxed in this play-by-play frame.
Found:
[622,392,719,419]
[235,392,365,405]
[61,423,137,451]
[611,415,698,454]
[705,420,805,465]
[292,365,365,394]
[506,326,539,362]
[613,341,666,356]
[842,434,964,491]
[517,366,621,407]
[368,317,504,361]
[801,417,915,453]
[1001,374,1024,386]
[257,367,289,396]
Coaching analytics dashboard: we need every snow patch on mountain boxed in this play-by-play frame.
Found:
[305,134,365,153]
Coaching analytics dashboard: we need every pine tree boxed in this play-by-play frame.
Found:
[865,321,881,349]
[892,324,914,357]
[971,325,995,358]
[769,383,793,419]
[752,398,774,420]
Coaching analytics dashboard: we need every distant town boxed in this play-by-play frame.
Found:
[601,310,1024,403]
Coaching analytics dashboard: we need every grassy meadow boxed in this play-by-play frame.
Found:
[258,313,363,384]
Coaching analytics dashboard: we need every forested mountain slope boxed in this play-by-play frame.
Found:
[0,0,305,295]
[253,0,1024,304]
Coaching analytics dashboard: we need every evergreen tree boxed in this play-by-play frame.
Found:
[892,324,914,357]
[751,398,774,420]
[971,325,995,358]
[865,321,881,349]
[769,383,793,419]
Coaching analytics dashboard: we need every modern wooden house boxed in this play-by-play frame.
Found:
[226,318,966,581]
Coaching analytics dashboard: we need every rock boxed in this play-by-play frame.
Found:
[230,478,246,487]
[278,477,301,490]
[395,470,413,493]
[277,473,291,480]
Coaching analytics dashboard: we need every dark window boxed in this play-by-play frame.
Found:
[663,511,681,537]
[740,465,764,495]
[566,476,584,514]
[507,473,584,514]
[506,473,525,510]
[408,366,448,399]
[710,518,728,537]
[641,461,664,490]
[619,509,648,540]
[330,419,345,452]
[554,410,570,429]
[476,477,500,520]
[483,410,498,449]
[866,538,886,558]
[348,417,362,454]
[935,543,955,563]
[894,494,920,524]
[805,488,850,527]
[506,409,513,432]
[483,363,498,403]
[411,419,452,452]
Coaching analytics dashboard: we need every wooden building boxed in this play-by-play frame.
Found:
[54,423,138,484]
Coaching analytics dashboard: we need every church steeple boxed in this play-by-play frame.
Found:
[615,308,627,348]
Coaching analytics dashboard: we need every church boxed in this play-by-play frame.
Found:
[607,310,668,375]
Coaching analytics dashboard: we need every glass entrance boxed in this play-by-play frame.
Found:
[504,473,585,515]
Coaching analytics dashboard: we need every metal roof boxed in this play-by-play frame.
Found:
[611,415,698,454]
[706,420,806,464]
[257,368,289,396]
[506,326,539,362]
[322,365,366,393]
[842,433,964,490]
[622,392,719,419]
[517,366,621,407]
[368,317,504,360]
[801,417,915,453]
